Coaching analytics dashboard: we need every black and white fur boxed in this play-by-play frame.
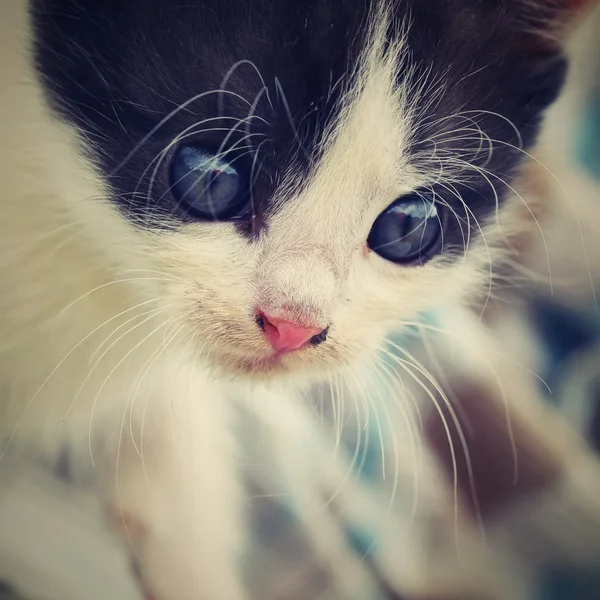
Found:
[0,1,589,598]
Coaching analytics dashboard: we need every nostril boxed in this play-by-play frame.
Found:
[310,327,328,346]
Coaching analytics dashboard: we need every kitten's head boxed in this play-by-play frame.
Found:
[32,0,589,378]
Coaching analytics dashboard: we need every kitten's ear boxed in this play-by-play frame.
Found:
[513,0,598,49]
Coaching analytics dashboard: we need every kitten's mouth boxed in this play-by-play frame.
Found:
[235,352,290,375]
[226,347,320,378]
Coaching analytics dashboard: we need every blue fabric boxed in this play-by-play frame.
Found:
[538,568,600,600]
[575,92,600,181]
[345,524,378,558]
[530,298,599,400]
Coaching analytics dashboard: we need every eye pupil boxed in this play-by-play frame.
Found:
[367,193,442,264]
[170,146,248,220]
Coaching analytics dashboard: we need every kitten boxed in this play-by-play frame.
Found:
[0,0,591,599]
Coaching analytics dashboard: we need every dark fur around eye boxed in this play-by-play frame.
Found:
[32,0,568,245]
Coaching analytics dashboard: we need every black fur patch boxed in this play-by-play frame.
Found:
[32,0,566,247]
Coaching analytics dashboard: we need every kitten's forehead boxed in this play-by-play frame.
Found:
[32,0,567,230]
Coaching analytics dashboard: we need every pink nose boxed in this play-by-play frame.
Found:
[258,313,325,353]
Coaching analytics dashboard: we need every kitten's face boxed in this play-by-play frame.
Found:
[32,0,574,378]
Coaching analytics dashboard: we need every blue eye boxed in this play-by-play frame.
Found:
[170,146,248,220]
[367,193,442,264]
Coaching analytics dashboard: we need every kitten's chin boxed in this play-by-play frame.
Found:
[237,354,286,375]
[213,349,352,381]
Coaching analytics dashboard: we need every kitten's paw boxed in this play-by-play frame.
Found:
[114,511,148,545]
[123,530,247,600]
[139,566,247,600]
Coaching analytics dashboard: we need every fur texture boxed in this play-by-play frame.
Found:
[0,0,591,598]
